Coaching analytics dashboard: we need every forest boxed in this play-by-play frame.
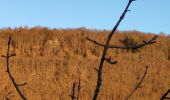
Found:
[0,27,170,100]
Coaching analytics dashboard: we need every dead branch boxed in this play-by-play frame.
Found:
[70,79,81,100]
[86,1,158,100]
[89,0,136,100]
[86,37,104,47]
[86,36,157,50]
[124,66,148,100]
[161,88,170,100]
[104,56,117,64]
[77,78,81,100]
[2,37,27,100]
[70,82,76,100]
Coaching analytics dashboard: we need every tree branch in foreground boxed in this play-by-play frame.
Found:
[160,88,170,100]
[104,56,117,64]
[2,37,27,100]
[87,0,137,100]
[86,35,157,50]
[77,78,81,100]
[86,0,157,99]
[70,82,76,100]
[70,78,81,100]
[125,66,148,100]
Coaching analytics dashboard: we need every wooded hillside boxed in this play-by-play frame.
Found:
[0,27,170,100]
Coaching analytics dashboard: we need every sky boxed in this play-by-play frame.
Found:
[0,0,170,34]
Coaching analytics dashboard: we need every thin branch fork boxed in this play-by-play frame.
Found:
[86,37,104,47]
[91,0,136,100]
[70,82,76,100]
[86,35,158,50]
[104,56,117,64]
[125,66,148,100]
[2,37,27,100]
[161,88,170,100]
[70,78,81,100]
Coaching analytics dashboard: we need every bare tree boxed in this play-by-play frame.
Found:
[160,89,170,100]
[86,0,157,100]
[2,37,27,100]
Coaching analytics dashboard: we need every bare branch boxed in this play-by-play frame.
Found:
[86,36,158,50]
[77,78,81,100]
[161,88,170,100]
[70,82,76,100]
[109,36,157,49]
[1,55,6,57]
[86,37,104,47]
[9,54,16,57]
[92,0,135,100]
[125,66,148,100]
[86,0,156,100]
[94,68,99,72]
[2,37,27,100]
[70,78,81,100]
[104,56,117,64]
[17,82,27,87]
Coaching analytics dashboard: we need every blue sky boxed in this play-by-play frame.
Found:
[0,0,170,34]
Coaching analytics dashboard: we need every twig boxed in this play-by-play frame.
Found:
[70,82,76,100]
[70,78,81,100]
[87,36,157,50]
[161,88,170,100]
[17,82,27,87]
[104,56,117,64]
[2,37,27,100]
[124,66,148,100]
[86,37,104,47]
[77,78,81,100]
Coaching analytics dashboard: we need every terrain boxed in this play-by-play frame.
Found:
[0,27,170,100]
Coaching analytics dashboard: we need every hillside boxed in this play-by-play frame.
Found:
[0,27,170,100]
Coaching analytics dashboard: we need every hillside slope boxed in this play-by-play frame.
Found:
[0,27,170,100]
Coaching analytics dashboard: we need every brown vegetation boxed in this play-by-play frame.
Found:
[2,37,27,99]
[0,27,170,100]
